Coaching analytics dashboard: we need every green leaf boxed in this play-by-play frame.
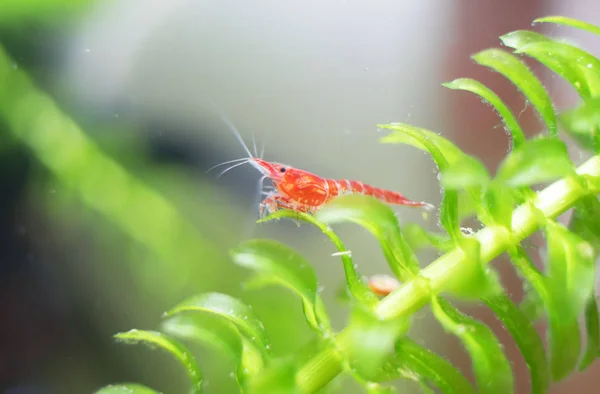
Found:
[560,97,600,152]
[160,314,261,386]
[440,155,491,190]
[163,292,270,358]
[496,137,574,187]
[402,223,452,252]
[515,41,600,93]
[442,78,526,147]
[444,237,502,300]
[506,246,579,382]
[500,30,594,99]
[345,306,410,380]
[379,123,463,241]
[472,48,557,136]
[544,222,596,379]
[580,296,600,371]
[377,338,476,394]
[534,16,600,37]
[430,297,513,393]
[483,294,549,394]
[260,210,378,307]
[114,330,202,394]
[94,384,161,394]
[231,239,330,333]
[545,222,596,322]
[483,182,515,229]
[316,194,420,281]
[247,358,301,394]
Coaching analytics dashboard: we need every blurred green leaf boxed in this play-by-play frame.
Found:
[260,210,378,307]
[430,297,513,393]
[506,246,580,382]
[345,306,410,380]
[440,155,491,190]
[160,314,262,386]
[163,292,270,358]
[534,16,600,37]
[483,294,549,394]
[560,97,600,152]
[496,137,574,187]
[377,338,476,394]
[472,48,557,136]
[230,239,330,333]
[402,223,452,252]
[379,123,462,241]
[94,384,161,394]
[544,222,596,379]
[545,222,596,322]
[247,359,301,394]
[0,0,88,25]
[483,182,515,229]
[442,78,526,147]
[316,194,420,281]
[114,330,203,394]
[365,383,396,393]
[501,31,594,99]
[580,296,600,371]
[444,237,502,300]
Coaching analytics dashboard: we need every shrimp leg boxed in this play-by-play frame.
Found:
[259,193,313,219]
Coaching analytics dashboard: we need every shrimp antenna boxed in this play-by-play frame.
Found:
[216,112,254,159]
[206,157,248,173]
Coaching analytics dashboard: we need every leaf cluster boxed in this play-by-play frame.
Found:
[96,16,600,394]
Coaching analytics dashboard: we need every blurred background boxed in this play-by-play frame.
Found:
[1,0,599,393]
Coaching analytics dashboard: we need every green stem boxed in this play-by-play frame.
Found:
[296,154,600,393]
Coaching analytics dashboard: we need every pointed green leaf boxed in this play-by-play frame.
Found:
[496,137,574,187]
[230,239,330,333]
[94,384,161,394]
[472,48,557,136]
[534,16,600,37]
[580,296,600,371]
[379,123,463,240]
[430,297,513,394]
[442,78,526,147]
[163,292,270,357]
[377,338,476,394]
[114,330,202,394]
[560,97,600,152]
[515,41,600,93]
[345,306,410,380]
[500,30,593,99]
[316,194,420,281]
[260,209,378,307]
[483,294,549,394]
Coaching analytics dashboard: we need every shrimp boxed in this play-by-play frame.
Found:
[250,158,435,218]
[209,115,434,218]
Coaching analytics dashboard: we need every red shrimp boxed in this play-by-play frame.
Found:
[209,115,434,218]
[250,158,434,217]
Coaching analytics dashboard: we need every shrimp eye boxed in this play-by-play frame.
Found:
[280,167,287,173]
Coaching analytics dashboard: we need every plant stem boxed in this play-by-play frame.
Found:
[296,154,600,393]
